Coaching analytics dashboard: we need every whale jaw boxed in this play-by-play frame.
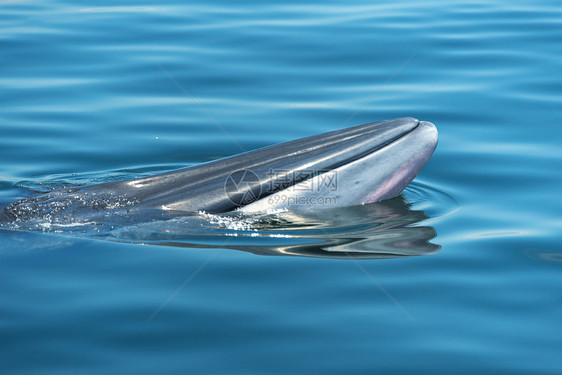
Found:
[241,120,438,212]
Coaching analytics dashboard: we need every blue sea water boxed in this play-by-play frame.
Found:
[1,0,562,374]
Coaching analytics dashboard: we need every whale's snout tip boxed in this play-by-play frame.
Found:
[419,120,437,131]
[418,120,438,150]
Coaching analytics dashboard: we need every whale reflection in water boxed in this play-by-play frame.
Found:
[106,196,440,260]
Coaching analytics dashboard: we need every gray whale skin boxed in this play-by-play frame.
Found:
[4,117,438,219]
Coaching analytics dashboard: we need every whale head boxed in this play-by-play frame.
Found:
[118,117,438,213]
[2,117,438,223]
[239,117,438,212]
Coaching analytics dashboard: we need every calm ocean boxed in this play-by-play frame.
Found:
[1,1,561,374]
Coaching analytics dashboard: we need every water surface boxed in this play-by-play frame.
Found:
[1,0,561,374]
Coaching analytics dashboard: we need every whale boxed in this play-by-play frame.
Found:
[117,196,441,259]
[2,117,437,223]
